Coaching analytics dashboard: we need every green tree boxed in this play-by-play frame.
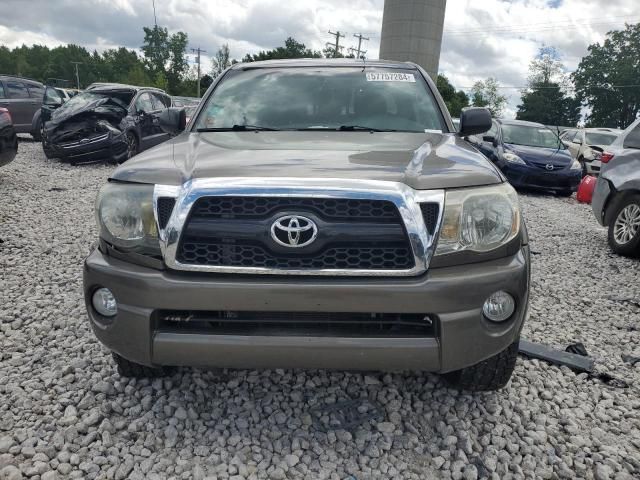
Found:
[211,44,232,79]
[436,74,469,117]
[166,31,189,94]
[141,26,170,76]
[573,23,640,128]
[243,37,322,62]
[470,77,507,117]
[516,47,580,126]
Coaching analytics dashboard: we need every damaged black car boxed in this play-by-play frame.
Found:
[42,84,173,164]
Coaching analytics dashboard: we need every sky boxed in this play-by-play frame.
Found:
[0,0,638,117]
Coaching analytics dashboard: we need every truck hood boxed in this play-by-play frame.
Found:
[111,131,504,190]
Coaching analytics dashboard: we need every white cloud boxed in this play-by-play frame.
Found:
[0,0,637,116]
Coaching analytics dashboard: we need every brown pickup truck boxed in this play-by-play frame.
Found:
[84,59,530,391]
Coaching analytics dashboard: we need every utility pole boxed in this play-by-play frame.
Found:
[190,47,207,97]
[327,31,345,58]
[71,62,82,89]
[350,33,369,59]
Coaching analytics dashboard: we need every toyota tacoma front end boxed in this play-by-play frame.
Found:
[84,59,530,391]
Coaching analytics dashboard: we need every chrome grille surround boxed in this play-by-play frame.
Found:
[154,178,444,276]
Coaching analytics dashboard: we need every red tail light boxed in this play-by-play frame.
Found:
[600,152,615,164]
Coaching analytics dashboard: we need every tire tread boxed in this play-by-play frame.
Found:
[445,342,519,391]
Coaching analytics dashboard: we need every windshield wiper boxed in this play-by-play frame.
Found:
[197,124,279,132]
[337,125,392,132]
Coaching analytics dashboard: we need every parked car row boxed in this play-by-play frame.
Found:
[592,119,640,257]
[468,119,582,196]
[560,127,622,176]
[42,83,178,164]
[0,74,196,165]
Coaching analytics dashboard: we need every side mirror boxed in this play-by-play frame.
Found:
[158,107,186,134]
[459,107,492,137]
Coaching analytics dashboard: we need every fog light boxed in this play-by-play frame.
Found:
[92,288,117,317]
[483,291,515,322]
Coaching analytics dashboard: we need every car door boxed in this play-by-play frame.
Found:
[3,80,35,131]
[149,92,172,146]
[476,121,500,161]
[133,92,156,150]
[569,130,584,158]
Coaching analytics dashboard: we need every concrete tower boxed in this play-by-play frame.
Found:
[379,0,447,80]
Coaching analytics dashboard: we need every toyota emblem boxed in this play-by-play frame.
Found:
[545,164,554,171]
[270,215,318,248]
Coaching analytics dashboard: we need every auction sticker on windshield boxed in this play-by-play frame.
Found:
[366,72,416,82]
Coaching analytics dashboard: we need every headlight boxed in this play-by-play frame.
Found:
[435,183,520,255]
[570,159,582,170]
[502,152,525,164]
[96,183,160,256]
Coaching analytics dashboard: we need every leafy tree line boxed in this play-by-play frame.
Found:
[1,22,638,127]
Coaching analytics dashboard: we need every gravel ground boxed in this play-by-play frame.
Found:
[1,138,639,480]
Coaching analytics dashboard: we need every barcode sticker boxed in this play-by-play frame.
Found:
[366,72,416,82]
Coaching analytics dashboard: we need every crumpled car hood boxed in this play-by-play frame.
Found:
[44,92,131,144]
[111,131,504,190]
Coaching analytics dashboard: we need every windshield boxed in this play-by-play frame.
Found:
[585,132,617,146]
[194,67,445,132]
[502,124,564,149]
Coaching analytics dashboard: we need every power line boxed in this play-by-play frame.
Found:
[444,18,640,37]
[349,33,369,59]
[190,47,207,97]
[444,14,638,34]
[327,30,345,58]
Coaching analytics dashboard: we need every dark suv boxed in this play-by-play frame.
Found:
[0,75,44,136]
[43,83,173,164]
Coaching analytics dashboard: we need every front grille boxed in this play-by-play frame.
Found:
[157,310,436,337]
[180,241,414,269]
[176,196,415,271]
[420,203,439,235]
[191,196,402,222]
[157,197,176,229]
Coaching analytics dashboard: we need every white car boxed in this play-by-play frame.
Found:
[560,128,622,176]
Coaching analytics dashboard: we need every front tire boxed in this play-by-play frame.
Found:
[125,132,138,161]
[112,352,166,378]
[32,118,43,142]
[444,341,519,391]
[607,194,640,257]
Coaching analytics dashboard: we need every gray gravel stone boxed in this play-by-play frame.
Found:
[1,141,640,480]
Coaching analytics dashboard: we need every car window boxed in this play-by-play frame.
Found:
[501,124,565,149]
[44,86,64,105]
[562,130,576,142]
[7,81,29,99]
[572,131,583,143]
[28,84,44,99]
[0,82,5,99]
[135,93,154,113]
[195,67,446,132]
[623,124,640,150]
[151,93,170,109]
[585,132,617,146]
[486,121,498,138]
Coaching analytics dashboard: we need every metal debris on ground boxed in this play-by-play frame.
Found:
[565,342,589,356]
[519,339,594,373]
[622,354,640,366]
